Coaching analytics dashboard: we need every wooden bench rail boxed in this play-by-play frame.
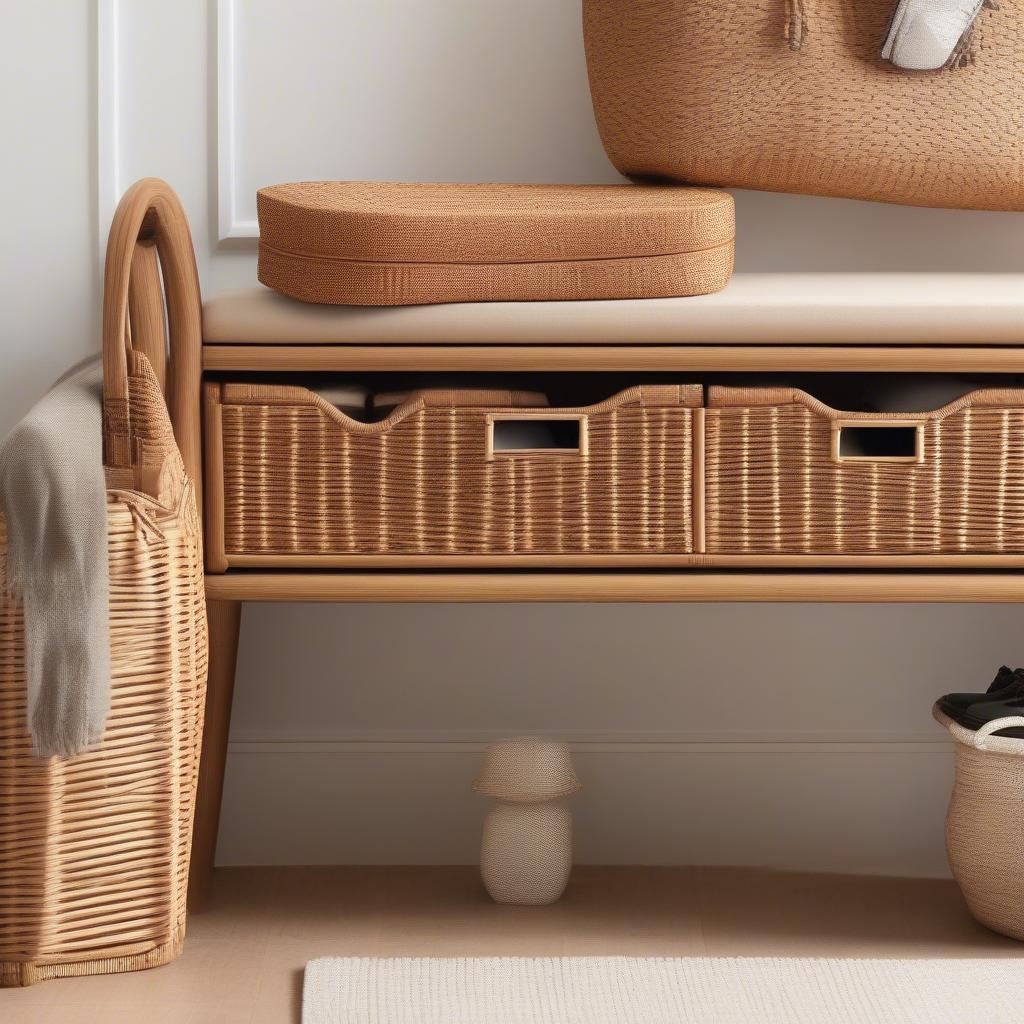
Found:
[204,572,1024,604]
[203,344,1024,374]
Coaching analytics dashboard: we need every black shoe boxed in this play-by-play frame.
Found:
[947,693,1024,739]
[937,666,1024,717]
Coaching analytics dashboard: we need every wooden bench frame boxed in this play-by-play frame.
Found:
[107,179,1024,911]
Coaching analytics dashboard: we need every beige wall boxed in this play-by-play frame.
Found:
[4,1,1024,874]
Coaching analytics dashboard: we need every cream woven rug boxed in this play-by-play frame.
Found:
[303,956,1024,1023]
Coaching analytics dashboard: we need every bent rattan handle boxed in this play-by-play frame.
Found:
[973,717,1024,750]
[102,178,203,495]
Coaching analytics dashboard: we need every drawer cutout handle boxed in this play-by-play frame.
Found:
[832,422,924,464]
[486,414,588,459]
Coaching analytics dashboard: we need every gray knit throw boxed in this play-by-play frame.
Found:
[0,357,110,757]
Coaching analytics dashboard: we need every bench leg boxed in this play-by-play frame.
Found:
[189,598,242,911]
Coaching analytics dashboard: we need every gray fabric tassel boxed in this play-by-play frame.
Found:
[785,0,809,50]
[881,0,989,70]
[0,357,110,758]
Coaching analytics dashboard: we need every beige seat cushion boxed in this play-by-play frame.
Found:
[203,276,1024,347]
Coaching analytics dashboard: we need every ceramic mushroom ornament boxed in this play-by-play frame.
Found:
[473,737,581,905]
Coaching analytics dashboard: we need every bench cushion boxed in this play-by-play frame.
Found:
[256,181,734,306]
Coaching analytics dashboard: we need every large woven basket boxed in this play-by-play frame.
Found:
[934,706,1024,941]
[204,383,702,567]
[583,0,1024,210]
[705,386,1024,555]
[0,181,207,986]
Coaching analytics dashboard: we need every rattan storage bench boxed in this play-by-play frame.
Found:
[49,181,1024,922]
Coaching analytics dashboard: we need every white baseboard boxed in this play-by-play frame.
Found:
[216,740,955,877]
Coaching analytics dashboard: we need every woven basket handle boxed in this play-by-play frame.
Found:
[102,178,202,490]
[972,717,1024,750]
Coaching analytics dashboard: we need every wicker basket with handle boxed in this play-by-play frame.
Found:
[204,382,702,567]
[933,706,1024,941]
[705,386,1024,555]
[0,179,207,986]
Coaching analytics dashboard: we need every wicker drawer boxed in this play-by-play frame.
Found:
[204,382,702,567]
[705,386,1024,555]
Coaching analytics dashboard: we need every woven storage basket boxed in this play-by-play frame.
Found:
[583,0,1024,210]
[933,706,1024,941]
[0,181,207,986]
[705,386,1024,555]
[256,182,734,305]
[204,383,701,565]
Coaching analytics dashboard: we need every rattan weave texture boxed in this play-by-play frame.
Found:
[705,387,1024,554]
[257,182,735,305]
[215,384,700,558]
[0,356,207,986]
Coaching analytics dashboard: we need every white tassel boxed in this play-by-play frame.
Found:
[881,0,990,71]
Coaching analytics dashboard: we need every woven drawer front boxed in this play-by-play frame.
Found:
[705,387,1024,555]
[215,383,699,558]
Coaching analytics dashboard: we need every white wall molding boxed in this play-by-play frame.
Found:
[216,742,953,873]
[96,0,120,258]
[217,0,259,240]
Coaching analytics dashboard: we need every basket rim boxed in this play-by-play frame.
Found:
[932,703,1024,755]
[220,382,703,435]
[708,386,1024,422]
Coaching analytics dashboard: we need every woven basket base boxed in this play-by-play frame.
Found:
[0,932,183,988]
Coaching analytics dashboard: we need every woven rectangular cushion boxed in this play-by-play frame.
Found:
[256,182,734,306]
